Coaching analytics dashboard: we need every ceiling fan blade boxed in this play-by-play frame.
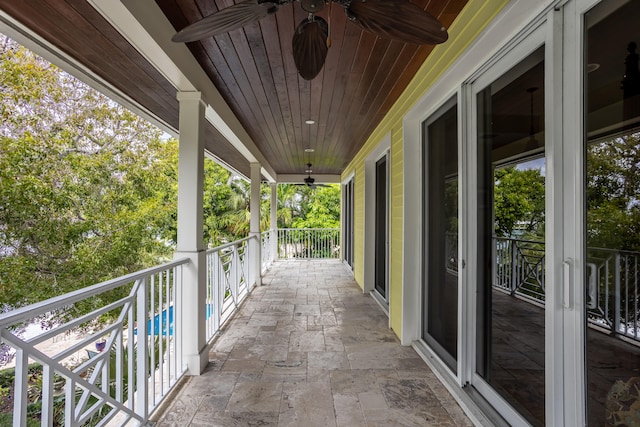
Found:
[347,0,448,45]
[172,0,278,43]
[292,16,329,80]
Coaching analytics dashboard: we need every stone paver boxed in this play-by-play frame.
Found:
[156,259,473,427]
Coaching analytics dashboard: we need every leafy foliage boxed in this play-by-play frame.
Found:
[0,36,176,314]
[494,166,545,238]
[291,185,341,229]
[587,133,640,251]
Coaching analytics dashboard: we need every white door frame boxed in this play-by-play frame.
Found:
[464,15,559,427]
[558,0,608,425]
[364,135,391,308]
[341,172,355,272]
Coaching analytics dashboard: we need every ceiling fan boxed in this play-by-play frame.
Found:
[172,0,449,80]
[300,163,328,188]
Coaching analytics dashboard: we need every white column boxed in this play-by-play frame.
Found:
[270,183,278,261]
[174,91,207,375]
[249,162,262,286]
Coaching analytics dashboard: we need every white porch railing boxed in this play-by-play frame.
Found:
[493,237,546,303]
[448,233,640,346]
[587,248,640,342]
[261,229,276,272]
[205,236,258,343]
[277,228,340,259]
[0,228,346,426]
[0,258,189,427]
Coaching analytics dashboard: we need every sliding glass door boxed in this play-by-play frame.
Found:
[374,154,389,300]
[343,178,354,269]
[474,46,546,426]
[422,99,458,373]
[583,1,640,424]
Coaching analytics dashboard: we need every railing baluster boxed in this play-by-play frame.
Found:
[606,258,611,328]
[64,378,76,426]
[511,240,518,294]
[627,255,631,336]
[42,365,54,427]
[136,277,149,420]
[158,271,165,397]
[12,349,28,427]
[627,257,638,338]
[615,254,622,336]
[150,274,156,405]
[174,265,181,387]
[127,295,135,410]
[116,327,123,404]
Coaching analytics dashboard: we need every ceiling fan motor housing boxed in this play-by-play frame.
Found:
[301,0,326,13]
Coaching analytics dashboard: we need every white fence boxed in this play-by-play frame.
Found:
[445,234,640,345]
[277,228,340,259]
[261,230,275,273]
[587,248,640,342]
[493,237,546,303]
[205,236,258,342]
[0,259,189,426]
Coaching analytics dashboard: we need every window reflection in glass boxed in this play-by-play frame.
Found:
[585,2,640,425]
[422,102,458,372]
[476,48,545,426]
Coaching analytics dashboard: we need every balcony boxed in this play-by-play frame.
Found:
[154,258,472,427]
[4,229,640,425]
[0,229,469,426]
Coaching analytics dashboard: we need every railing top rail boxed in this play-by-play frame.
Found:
[0,257,190,327]
[278,228,340,231]
[206,235,258,255]
[588,246,640,257]
[492,235,544,245]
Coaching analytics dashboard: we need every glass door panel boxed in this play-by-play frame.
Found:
[375,155,388,299]
[343,178,354,269]
[584,1,640,424]
[476,47,546,426]
[422,101,458,373]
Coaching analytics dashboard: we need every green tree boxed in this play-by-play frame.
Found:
[586,133,640,251]
[0,36,176,313]
[493,166,545,238]
[292,185,341,229]
[276,184,302,228]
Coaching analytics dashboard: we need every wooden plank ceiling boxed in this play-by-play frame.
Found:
[0,0,468,178]
[157,0,467,176]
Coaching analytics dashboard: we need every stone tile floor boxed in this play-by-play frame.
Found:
[155,259,473,427]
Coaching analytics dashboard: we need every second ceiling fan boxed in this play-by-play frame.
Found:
[172,0,449,80]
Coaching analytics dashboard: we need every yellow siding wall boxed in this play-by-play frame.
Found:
[342,0,510,336]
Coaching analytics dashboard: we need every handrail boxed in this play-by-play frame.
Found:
[588,246,640,257]
[206,235,257,254]
[0,259,189,425]
[0,257,190,327]
[492,235,544,245]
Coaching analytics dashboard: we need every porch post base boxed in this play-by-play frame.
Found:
[184,350,209,376]
[249,232,262,287]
